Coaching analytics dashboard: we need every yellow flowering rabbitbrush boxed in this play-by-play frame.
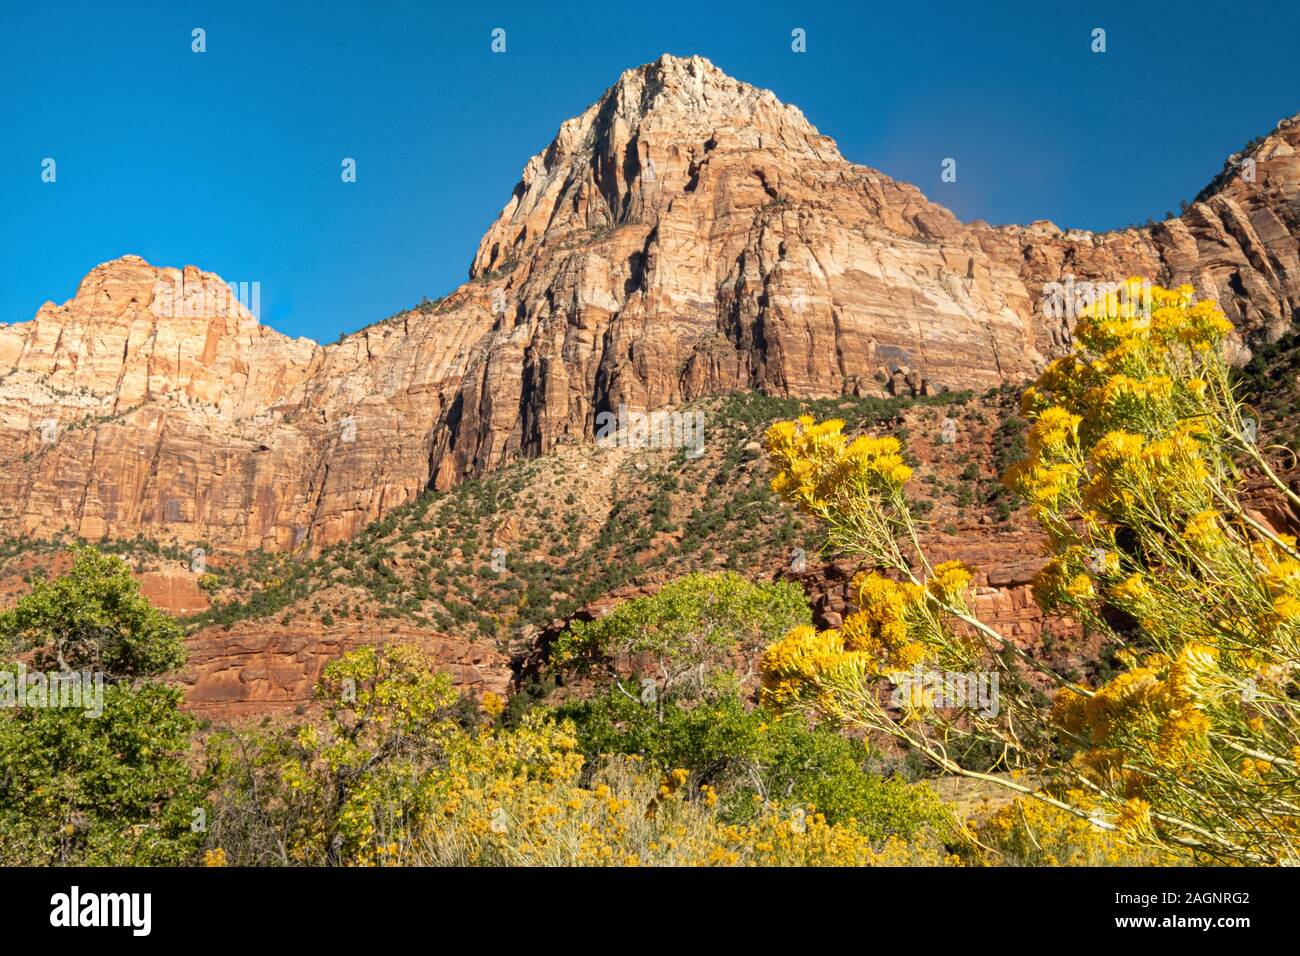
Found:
[761,281,1300,866]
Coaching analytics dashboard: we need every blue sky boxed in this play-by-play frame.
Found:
[2,0,1297,343]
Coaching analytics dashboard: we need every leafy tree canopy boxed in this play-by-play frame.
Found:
[0,546,186,678]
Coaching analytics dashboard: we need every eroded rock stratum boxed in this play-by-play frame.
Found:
[3,54,1299,554]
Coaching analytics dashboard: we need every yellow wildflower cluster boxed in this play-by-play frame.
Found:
[1020,356,1084,416]
[761,567,968,713]
[1258,536,1300,624]
[926,560,974,603]
[1114,798,1155,842]
[970,789,1177,866]
[1030,549,1096,610]
[1051,644,1222,794]
[1009,285,1235,622]
[1002,460,1083,521]
[1026,406,1082,456]
[1150,296,1235,350]
[765,416,912,513]
[1004,274,1298,858]
[1023,281,1232,445]
[759,624,878,712]
[658,767,691,798]
[1112,571,1151,605]
[758,281,1300,864]
[1089,373,1174,411]
[1072,281,1231,355]
[1023,423,1212,532]
[387,714,953,867]
[846,573,928,661]
[713,813,960,867]
[1180,509,1225,552]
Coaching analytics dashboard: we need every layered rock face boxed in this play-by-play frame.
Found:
[3,54,1299,553]
[1001,116,1300,356]
[0,257,492,552]
[181,622,510,720]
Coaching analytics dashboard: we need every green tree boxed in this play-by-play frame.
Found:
[551,572,810,701]
[1,545,185,677]
[0,546,203,865]
[0,681,204,864]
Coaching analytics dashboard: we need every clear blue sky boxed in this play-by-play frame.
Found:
[2,0,1297,343]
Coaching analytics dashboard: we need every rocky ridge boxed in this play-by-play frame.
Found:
[2,55,1298,561]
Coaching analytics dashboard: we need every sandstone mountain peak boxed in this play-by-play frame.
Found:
[470,54,841,277]
[0,255,314,416]
[600,54,823,142]
[4,61,1300,557]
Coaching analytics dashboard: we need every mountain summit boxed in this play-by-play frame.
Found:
[2,56,1299,551]
[471,53,838,276]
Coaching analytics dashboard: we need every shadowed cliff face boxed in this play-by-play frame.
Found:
[2,53,1299,553]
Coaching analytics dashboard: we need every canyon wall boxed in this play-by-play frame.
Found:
[2,54,1298,553]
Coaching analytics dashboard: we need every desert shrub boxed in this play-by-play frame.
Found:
[964,787,1181,867]
[205,644,461,865]
[758,282,1300,865]
[409,725,956,867]
[559,688,948,841]
[0,681,204,865]
[205,645,955,867]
